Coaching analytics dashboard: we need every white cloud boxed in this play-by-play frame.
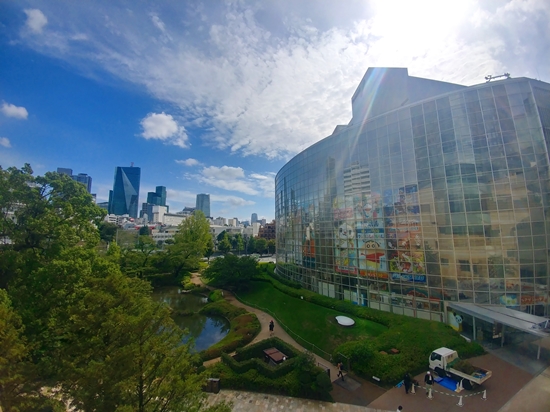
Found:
[24,9,48,34]
[0,137,12,148]
[185,166,274,198]
[140,112,188,148]
[15,1,550,161]
[1,103,29,119]
[175,158,201,167]
[211,195,255,207]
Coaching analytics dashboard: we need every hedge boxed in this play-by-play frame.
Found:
[198,300,261,361]
[208,346,332,401]
[234,336,300,361]
[221,352,298,380]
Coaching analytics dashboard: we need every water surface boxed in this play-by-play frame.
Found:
[152,286,230,352]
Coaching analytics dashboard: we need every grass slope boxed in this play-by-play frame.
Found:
[237,281,387,356]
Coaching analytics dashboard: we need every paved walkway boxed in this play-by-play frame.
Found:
[191,273,341,380]
[193,273,550,411]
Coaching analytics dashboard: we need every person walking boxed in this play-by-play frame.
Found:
[424,371,434,396]
[269,320,274,336]
[403,372,412,394]
[337,361,345,381]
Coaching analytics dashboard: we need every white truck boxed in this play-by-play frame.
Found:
[429,347,492,390]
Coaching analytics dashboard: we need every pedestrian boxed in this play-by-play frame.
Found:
[403,372,412,394]
[269,320,274,336]
[337,361,345,381]
[424,371,434,396]
[397,406,403,412]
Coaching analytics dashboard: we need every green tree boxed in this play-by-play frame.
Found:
[217,233,232,255]
[247,236,256,255]
[99,221,118,243]
[116,229,139,249]
[139,225,151,236]
[254,238,268,255]
[202,254,258,290]
[0,165,105,289]
[0,289,47,411]
[216,230,226,243]
[205,237,215,262]
[120,235,159,279]
[165,211,211,279]
[233,233,244,254]
[0,166,229,412]
[267,239,276,254]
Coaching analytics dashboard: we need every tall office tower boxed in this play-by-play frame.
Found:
[109,165,141,218]
[57,167,73,176]
[142,186,168,221]
[73,173,93,193]
[251,213,258,223]
[196,193,211,218]
[56,168,93,193]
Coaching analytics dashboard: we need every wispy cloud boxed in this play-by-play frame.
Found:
[1,102,28,119]
[140,112,188,148]
[175,158,201,167]
[23,9,47,34]
[182,165,274,198]
[14,1,550,162]
[0,137,12,148]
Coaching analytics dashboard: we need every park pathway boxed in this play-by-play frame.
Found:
[190,273,340,380]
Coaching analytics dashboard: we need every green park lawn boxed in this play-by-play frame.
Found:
[237,281,388,357]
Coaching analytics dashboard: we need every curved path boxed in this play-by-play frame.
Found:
[191,273,550,411]
[190,273,339,379]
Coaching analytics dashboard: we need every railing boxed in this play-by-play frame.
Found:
[233,292,333,362]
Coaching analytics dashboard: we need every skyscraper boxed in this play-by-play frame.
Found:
[141,186,168,222]
[251,213,258,224]
[56,167,93,193]
[109,165,141,218]
[196,194,210,218]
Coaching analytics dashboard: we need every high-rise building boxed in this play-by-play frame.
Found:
[196,194,211,218]
[109,165,141,218]
[251,213,258,224]
[141,186,168,222]
[56,167,93,193]
[276,68,550,325]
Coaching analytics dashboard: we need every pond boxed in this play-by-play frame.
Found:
[152,286,230,352]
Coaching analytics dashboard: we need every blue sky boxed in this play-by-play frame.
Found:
[1,1,549,222]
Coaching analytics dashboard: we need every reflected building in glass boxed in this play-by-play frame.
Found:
[275,68,550,320]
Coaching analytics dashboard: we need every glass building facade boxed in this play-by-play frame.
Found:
[275,68,550,321]
[196,194,211,218]
[109,166,141,218]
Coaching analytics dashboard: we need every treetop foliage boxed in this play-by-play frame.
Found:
[0,165,230,412]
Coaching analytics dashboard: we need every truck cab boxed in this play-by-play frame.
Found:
[429,347,458,371]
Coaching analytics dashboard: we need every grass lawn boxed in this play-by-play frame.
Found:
[237,281,387,356]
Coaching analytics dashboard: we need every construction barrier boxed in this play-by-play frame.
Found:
[415,383,488,407]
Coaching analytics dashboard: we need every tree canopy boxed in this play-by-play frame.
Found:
[0,166,230,412]
[164,210,211,279]
[202,254,258,290]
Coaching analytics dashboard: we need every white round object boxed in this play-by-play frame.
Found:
[335,316,355,327]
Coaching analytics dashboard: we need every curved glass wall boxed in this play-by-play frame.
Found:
[275,77,550,320]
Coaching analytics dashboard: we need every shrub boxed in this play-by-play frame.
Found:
[208,289,225,302]
[207,340,332,401]
[199,300,261,361]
